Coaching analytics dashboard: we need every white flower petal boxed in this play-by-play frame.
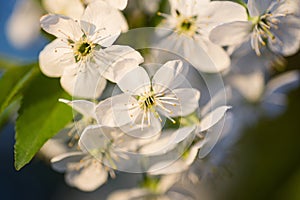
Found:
[106,0,128,10]
[40,14,82,40]
[197,40,230,73]
[185,140,204,165]
[39,38,74,77]
[60,63,107,99]
[116,131,161,152]
[81,1,126,45]
[198,1,248,31]
[161,88,200,117]
[43,0,84,19]
[153,32,219,74]
[152,60,187,92]
[95,93,136,127]
[51,151,84,173]
[173,126,196,144]
[158,174,180,193]
[149,160,188,175]
[197,106,231,132]
[263,71,300,116]
[139,126,195,156]
[112,59,141,83]
[140,130,176,155]
[79,125,114,153]
[58,99,96,119]
[269,15,300,56]
[248,0,273,16]
[65,161,108,192]
[265,70,300,97]
[108,189,151,200]
[198,114,227,159]
[117,67,151,95]
[209,21,253,47]
[229,69,265,102]
[169,0,206,16]
[201,87,231,117]
[97,45,144,82]
[119,113,162,139]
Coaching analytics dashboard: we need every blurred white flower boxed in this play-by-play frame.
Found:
[83,0,128,10]
[157,0,247,73]
[6,0,43,49]
[50,124,134,191]
[58,99,97,139]
[146,140,204,176]
[96,60,200,134]
[142,106,230,175]
[210,0,300,56]
[262,70,300,117]
[102,0,128,10]
[39,1,143,98]
[43,0,128,30]
[42,0,85,19]
[7,0,128,49]
[107,174,196,200]
[51,151,108,191]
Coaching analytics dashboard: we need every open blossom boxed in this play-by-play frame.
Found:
[140,106,230,175]
[7,0,128,49]
[107,174,198,200]
[51,122,154,191]
[39,1,143,98]
[210,0,300,56]
[43,0,128,30]
[51,151,109,191]
[156,0,247,73]
[51,124,132,191]
[96,60,200,134]
[58,99,97,141]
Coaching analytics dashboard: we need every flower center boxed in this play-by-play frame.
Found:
[78,42,92,56]
[139,92,156,110]
[74,38,95,62]
[131,89,178,129]
[181,19,192,31]
[175,10,198,36]
[249,0,286,56]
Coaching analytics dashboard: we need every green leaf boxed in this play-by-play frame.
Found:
[14,71,73,170]
[0,65,39,114]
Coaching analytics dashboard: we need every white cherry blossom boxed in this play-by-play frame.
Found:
[42,0,85,19]
[156,0,247,73]
[210,0,300,56]
[83,0,128,11]
[42,0,128,31]
[43,0,128,30]
[107,175,191,200]
[141,107,230,175]
[39,1,143,98]
[51,151,109,191]
[50,124,129,191]
[95,60,200,134]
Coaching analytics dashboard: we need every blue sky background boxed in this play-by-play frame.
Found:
[0,0,47,62]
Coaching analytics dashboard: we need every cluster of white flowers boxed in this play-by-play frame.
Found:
[7,0,300,198]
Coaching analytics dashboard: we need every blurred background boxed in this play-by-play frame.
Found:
[1,0,300,200]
